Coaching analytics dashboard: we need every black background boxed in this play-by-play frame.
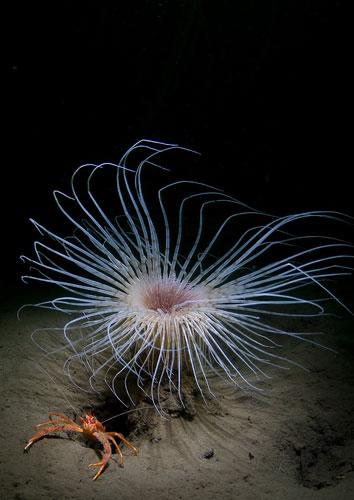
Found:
[4,1,352,287]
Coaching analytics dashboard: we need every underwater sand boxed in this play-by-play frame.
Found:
[1,286,354,500]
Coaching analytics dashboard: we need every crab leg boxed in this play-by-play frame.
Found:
[24,423,83,451]
[49,412,78,424]
[88,431,112,481]
[107,432,138,457]
[107,435,124,464]
[35,412,78,428]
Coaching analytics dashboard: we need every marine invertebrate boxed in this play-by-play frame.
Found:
[22,140,352,413]
[24,412,137,480]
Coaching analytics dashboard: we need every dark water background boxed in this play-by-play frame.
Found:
[3,2,352,288]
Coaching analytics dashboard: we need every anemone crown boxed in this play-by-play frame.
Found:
[21,139,353,412]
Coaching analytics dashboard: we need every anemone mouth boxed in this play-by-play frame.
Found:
[128,277,205,315]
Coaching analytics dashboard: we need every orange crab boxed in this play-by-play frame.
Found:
[24,412,138,480]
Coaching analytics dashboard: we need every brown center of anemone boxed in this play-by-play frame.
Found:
[142,279,198,313]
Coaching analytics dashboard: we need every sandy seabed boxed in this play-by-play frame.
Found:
[1,286,354,500]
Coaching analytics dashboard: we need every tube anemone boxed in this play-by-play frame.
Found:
[21,140,353,412]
